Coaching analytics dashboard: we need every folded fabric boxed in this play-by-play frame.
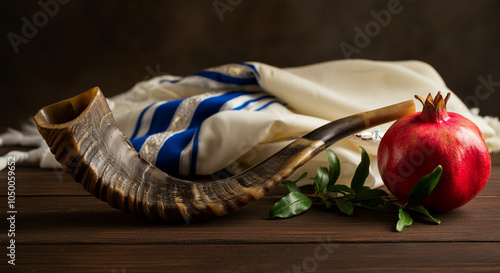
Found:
[2,59,500,189]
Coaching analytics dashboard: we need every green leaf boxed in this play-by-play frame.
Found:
[317,192,332,209]
[407,165,443,204]
[312,167,330,194]
[351,188,388,202]
[343,194,355,201]
[360,200,393,212]
[282,172,308,193]
[407,205,441,224]
[360,186,371,192]
[282,181,301,193]
[327,184,355,195]
[396,207,413,232]
[269,192,312,219]
[326,149,341,185]
[335,199,354,216]
[350,146,370,193]
[295,171,309,182]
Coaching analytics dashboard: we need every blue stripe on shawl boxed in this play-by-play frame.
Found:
[255,101,285,111]
[130,103,155,140]
[237,62,260,79]
[130,100,182,152]
[155,130,194,175]
[190,129,202,175]
[155,91,249,174]
[158,70,257,85]
[131,135,149,153]
[195,71,258,86]
[147,99,183,135]
[232,95,274,110]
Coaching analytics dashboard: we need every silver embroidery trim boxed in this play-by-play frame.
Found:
[139,91,226,165]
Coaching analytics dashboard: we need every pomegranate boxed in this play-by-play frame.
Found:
[377,92,491,211]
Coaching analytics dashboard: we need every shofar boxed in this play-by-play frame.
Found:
[34,87,415,223]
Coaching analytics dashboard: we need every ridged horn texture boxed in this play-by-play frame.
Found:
[34,87,416,223]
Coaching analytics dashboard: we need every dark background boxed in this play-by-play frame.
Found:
[1,0,499,131]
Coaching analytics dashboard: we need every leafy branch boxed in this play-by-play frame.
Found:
[395,165,442,231]
[268,147,442,232]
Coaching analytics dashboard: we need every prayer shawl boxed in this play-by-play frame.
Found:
[2,60,500,188]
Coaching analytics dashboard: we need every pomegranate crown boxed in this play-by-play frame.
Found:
[415,92,451,122]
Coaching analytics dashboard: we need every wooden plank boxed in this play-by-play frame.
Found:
[2,195,499,245]
[5,242,500,273]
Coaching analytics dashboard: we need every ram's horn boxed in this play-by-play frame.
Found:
[34,87,415,223]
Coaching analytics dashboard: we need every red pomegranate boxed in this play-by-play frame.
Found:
[377,92,491,211]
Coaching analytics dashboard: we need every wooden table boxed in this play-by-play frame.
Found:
[1,147,499,272]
